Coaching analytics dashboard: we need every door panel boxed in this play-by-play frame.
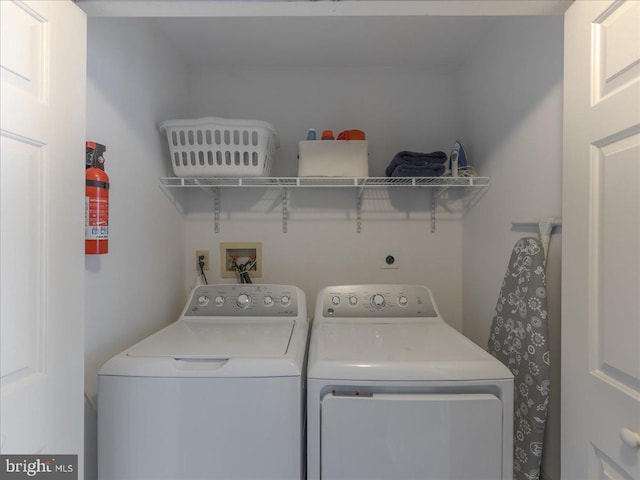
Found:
[563,1,640,478]
[0,134,46,384]
[592,0,640,101]
[596,132,639,386]
[321,393,503,480]
[0,0,46,100]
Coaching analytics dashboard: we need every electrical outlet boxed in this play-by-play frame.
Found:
[379,250,400,269]
[196,250,209,271]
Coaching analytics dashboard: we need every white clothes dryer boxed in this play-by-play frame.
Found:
[98,284,308,480]
[307,285,514,480]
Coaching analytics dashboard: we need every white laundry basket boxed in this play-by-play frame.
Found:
[159,117,278,177]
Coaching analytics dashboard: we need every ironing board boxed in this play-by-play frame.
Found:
[488,237,550,480]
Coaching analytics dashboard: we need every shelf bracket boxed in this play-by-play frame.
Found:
[282,187,289,233]
[213,187,220,234]
[356,186,365,233]
[430,188,437,233]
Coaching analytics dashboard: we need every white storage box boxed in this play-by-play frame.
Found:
[298,140,368,177]
[159,117,278,177]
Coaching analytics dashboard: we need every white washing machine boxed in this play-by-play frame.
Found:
[307,285,514,480]
[98,284,308,480]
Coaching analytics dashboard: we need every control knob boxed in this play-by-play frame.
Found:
[370,294,385,309]
[214,295,225,307]
[236,294,252,309]
[197,295,210,307]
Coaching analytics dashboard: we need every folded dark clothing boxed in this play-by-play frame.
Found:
[390,163,446,177]
[385,150,448,176]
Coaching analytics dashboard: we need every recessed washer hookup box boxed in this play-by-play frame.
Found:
[298,140,369,177]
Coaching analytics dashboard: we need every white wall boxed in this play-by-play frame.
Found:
[460,16,563,346]
[183,66,468,328]
[188,66,464,177]
[84,18,189,479]
[185,191,465,328]
[459,16,564,480]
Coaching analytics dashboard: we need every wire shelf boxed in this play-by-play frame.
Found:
[159,176,489,188]
[159,176,489,234]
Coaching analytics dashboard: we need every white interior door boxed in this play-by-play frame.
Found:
[0,0,86,470]
[563,1,640,478]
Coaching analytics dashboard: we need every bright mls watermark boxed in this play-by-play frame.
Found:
[1,455,77,479]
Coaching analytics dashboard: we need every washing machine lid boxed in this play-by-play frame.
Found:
[307,320,513,381]
[126,319,295,359]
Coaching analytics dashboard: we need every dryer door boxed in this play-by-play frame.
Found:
[321,392,503,480]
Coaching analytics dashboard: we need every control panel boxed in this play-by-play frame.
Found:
[320,285,438,318]
[185,284,299,317]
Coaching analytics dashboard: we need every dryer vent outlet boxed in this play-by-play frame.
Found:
[379,250,400,269]
[220,242,262,279]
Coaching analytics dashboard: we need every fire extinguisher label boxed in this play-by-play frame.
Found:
[85,196,109,240]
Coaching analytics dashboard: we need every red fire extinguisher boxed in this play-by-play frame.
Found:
[85,142,109,255]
